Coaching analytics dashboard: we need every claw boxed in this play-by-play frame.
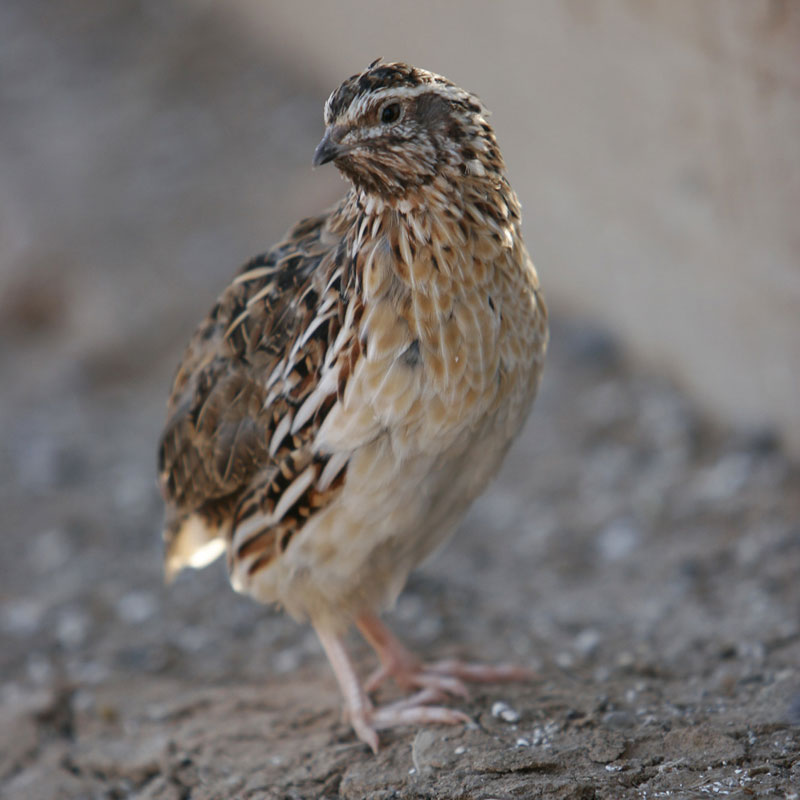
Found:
[348,708,380,754]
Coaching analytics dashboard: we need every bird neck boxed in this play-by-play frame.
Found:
[326,169,521,296]
[336,168,518,246]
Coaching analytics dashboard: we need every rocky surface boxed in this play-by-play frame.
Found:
[1,2,798,798]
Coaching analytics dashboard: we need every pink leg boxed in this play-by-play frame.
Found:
[314,624,471,753]
[315,625,379,752]
[356,613,535,696]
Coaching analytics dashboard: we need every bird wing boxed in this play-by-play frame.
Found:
[158,210,365,575]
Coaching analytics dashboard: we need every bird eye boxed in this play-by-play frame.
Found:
[380,103,401,124]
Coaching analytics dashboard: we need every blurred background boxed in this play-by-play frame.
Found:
[1,1,798,796]
[3,0,797,454]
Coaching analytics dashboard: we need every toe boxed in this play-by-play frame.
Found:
[372,702,471,730]
[349,710,380,753]
[411,670,470,698]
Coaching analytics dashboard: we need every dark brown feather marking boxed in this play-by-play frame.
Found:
[158,212,359,569]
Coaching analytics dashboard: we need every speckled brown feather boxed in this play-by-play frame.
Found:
[158,60,547,631]
[158,212,356,577]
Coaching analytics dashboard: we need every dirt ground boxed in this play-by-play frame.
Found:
[1,2,799,798]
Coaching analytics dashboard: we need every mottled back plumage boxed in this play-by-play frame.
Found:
[159,212,348,578]
[158,60,548,750]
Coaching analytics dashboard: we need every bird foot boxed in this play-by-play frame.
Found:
[358,613,535,697]
[349,688,472,752]
[316,625,471,753]
[365,657,534,696]
[371,687,472,730]
[317,616,535,752]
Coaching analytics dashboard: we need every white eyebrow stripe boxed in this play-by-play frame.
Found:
[336,81,476,124]
[352,83,453,113]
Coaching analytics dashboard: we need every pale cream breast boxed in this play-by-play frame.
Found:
[234,202,546,626]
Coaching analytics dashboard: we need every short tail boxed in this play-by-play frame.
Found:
[163,512,227,582]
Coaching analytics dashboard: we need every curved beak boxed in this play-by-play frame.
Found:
[312,125,346,167]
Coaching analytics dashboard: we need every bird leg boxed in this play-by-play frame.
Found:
[314,625,379,752]
[356,612,534,697]
[314,624,470,753]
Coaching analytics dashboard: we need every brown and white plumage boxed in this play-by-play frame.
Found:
[158,60,548,751]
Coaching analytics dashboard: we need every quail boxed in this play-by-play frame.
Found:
[158,59,548,752]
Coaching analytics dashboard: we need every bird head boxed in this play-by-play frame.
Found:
[313,60,502,199]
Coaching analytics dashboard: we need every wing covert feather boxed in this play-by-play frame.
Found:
[159,212,355,568]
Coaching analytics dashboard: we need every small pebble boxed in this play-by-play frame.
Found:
[695,453,752,501]
[2,600,44,636]
[574,627,602,657]
[491,700,520,723]
[26,653,54,684]
[556,651,575,668]
[516,737,531,747]
[28,528,72,573]
[117,590,157,624]
[56,608,90,647]
[273,647,302,673]
[597,518,640,562]
[530,727,545,746]
[176,626,211,653]
[454,745,466,755]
